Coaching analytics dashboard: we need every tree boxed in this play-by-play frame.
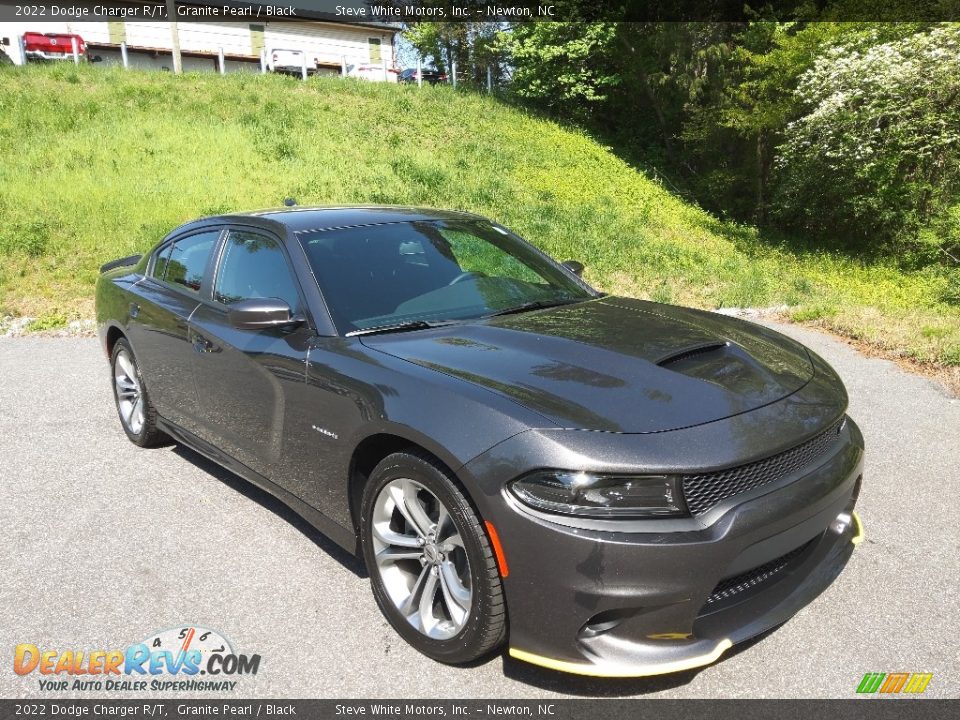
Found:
[495,22,619,119]
[404,20,505,86]
[774,24,960,256]
[428,12,959,265]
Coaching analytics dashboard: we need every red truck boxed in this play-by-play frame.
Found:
[22,31,86,62]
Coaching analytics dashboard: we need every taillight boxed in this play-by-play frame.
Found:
[272,53,278,62]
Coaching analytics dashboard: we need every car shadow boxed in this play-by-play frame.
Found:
[497,626,780,697]
[170,443,368,579]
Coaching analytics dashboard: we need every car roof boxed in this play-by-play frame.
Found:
[162,206,487,245]
[222,205,483,234]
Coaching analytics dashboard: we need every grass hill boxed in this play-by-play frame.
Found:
[0,63,957,373]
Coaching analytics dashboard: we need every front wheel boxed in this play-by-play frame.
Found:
[360,451,506,664]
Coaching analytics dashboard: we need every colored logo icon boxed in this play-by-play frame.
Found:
[856,672,933,694]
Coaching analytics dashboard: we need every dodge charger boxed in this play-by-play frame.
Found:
[95,206,864,677]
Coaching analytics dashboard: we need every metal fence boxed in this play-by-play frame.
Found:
[10,33,501,93]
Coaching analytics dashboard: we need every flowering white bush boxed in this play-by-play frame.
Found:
[774,24,960,259]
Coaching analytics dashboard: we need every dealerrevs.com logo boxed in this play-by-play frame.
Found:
[856,672,933,695]
[13,626,261,692]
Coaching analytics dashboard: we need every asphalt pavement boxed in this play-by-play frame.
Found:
[0,320,957,699]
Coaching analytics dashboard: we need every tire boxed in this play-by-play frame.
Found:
[110,338,168,448]
[360,451,506,664]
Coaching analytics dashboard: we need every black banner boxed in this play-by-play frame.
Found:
[1,700,958,719]
[0,0,958,23]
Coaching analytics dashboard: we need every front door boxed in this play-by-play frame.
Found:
[188,228,313,482]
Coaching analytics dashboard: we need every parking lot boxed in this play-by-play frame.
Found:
[1,320,957,698]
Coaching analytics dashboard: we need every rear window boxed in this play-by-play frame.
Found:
[154,231,220,294]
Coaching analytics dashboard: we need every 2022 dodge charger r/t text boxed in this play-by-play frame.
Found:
[95,206,864,677]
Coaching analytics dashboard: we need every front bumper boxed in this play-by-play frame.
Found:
[509,510,863,677]
[462,407,865,677]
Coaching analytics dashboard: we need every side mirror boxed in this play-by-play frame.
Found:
[562,260,585,277]
[227,298,297,330]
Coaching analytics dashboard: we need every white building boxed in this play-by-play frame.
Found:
[0,3,399,76]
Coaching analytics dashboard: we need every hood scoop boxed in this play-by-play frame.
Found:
[656,341,730,368]
[653,339,795,403]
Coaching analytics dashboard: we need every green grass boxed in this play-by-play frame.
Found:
[24,313,67,332]
[1,63,958,367]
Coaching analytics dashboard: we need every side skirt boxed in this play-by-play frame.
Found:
[156,417,360,555]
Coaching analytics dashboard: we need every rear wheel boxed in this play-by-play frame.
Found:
[111,338,168,447]
[360,451,506,664]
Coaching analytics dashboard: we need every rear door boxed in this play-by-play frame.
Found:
[188,227,313,481]
[125,229,223,431]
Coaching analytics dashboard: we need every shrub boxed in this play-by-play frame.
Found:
[773,25,960,257]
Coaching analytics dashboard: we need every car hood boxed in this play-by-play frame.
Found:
[361,297,815,433]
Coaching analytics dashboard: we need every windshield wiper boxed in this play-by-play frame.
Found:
[346,319,461,337]
[349,298,582,335]
[483,298,581,319]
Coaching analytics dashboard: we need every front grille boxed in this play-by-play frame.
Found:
[682,419,844,516]
[705,538,816,607]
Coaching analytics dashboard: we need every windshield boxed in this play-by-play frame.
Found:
[299,219,592,334]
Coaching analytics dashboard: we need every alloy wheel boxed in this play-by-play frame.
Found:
[371,478,473,640]
[114,349,145,436]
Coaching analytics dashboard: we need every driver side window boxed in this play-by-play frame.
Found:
[214,231,302,313]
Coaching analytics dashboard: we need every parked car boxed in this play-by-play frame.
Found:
[399,68,448,85]
[267,48,316,75]
[22,31,86,62]
[95,206,864,676]
[345,63,399,82]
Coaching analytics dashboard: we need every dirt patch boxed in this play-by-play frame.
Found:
[1,315,96,338]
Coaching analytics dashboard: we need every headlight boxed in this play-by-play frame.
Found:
[508,470,688,519]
